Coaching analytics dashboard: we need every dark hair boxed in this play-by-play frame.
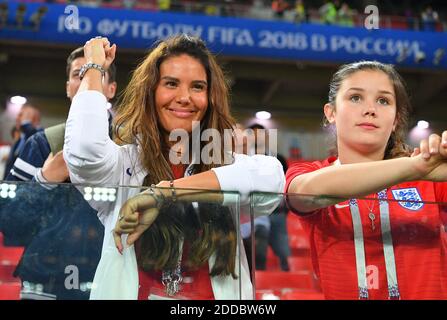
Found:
[276,153,288,173]
[248,123,266,130]
[66,47,117,83]
[138,202,237,279]
[325,61,412,159]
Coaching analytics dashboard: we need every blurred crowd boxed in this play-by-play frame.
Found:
[19,0,445,32]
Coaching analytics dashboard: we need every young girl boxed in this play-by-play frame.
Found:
[286,61,447,300]
[64,35,284,300]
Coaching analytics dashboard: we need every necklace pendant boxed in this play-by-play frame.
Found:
[369,212,376,231]
[166,279,180,297]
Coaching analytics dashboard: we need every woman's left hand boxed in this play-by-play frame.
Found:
[113,192,161,254]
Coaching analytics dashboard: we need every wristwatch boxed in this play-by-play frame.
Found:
[79,62,105,80]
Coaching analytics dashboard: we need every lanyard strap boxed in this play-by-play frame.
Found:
[334,159,400,299]
[378,190,400,299]
[349,198,369,299]
[349,192,400,300]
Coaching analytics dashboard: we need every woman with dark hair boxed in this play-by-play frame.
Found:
[64,35,285,299]
[286,61,447,299]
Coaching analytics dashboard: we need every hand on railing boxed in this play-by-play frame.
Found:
[113,189,162,254]
[411,130,447,182]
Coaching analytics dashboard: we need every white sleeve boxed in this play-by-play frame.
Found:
[64,90,121,186]
[211,154,285,215]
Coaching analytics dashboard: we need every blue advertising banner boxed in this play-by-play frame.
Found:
[1,1,446,69]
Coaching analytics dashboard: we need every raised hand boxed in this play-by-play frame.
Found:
[83,36,116,70]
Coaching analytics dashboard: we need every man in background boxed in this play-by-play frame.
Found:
[3,104,41,179]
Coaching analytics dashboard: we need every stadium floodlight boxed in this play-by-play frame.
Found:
[417,120,429,130]
[10,95,27,105]
[256,111,272,120]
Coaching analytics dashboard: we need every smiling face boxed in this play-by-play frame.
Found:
[155,54,209,135]
[325,70,397,156]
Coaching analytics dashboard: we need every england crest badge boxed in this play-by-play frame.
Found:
[391,188,424,211]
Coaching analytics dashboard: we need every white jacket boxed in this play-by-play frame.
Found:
[64,91,285,300]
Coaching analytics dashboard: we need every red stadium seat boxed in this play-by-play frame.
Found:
[0,265,18,283]
[0,247,24,267]
[287,213,304,234]
[134,0,157,11]
[287,214,311,255]
[288,234,310,256]
[256,289,281,300]
[288,256,313,273]
[265,247,280,270]
[0,283,21,300]
[281,290,325,300]
[255,271,324,300]
[255,270,314,291]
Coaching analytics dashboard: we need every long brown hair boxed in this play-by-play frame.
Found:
[138,202,237,278]
[325,61,412,159]
[114,35,237,278]
[114,34,235,184]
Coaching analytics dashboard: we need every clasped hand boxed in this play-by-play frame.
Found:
[113,183,171,254]
[411,131,447,182]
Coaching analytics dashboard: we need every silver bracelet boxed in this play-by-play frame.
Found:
[170,180,177,202]
[149,184,165,209]
[79,62,105,80]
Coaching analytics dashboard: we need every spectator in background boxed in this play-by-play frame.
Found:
[0,128,17,178]
[123,0,137,9]
[244,124,291,271]
[254,154,291,271]
[78,0,101,8]
[221,0,235,17]
[157,0,171,11]
[421,6,439,32]
[0,144,11,180]
[250,0,272,20]
[3,104,41,179]
[204,0,219,16]
[404,8,417,31]
[337,2,354,27]
[272,0,289,20]
[319,0,337,25]
[294,0,307,24]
